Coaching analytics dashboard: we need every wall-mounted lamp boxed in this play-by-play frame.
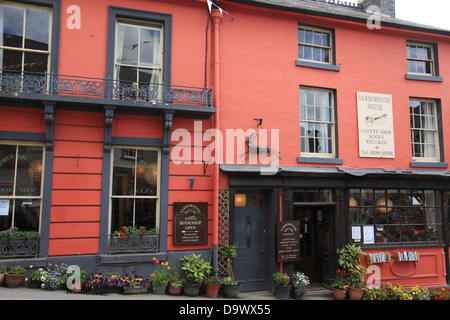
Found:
[188,177,196,189]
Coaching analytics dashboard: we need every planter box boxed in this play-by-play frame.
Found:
[123,287,149,295]
[0,237,39,258]
[108,234,159,253]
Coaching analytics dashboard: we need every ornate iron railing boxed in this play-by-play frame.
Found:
[0,71,213,108]
[0,236,39,258]
[108,233,160,254]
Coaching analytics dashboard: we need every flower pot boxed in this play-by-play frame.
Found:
[168,283,182,296]
[275,285,292,299]
[123,287,148,295]
[183,284,201,297]
[349,288,364,300]
[223,284,241,298]
[293,293,304,300]
[205,284,220,298]
[5,273,25,288]
[333,288,347,300]
[0,273,5,286]
[152,283,167,295]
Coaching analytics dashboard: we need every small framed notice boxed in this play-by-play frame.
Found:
[363,225,375,244]
[0,200,9,216]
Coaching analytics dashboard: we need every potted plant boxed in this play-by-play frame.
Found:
[331,268,349,300]
[272,272,291,299]
[168,270,183,296]
[6,265,26,288]
[222,277,241,298]
[180,253,211,296]
[27,267,43,288]
[336,244,366,300]
[348,268,365,300]
[121,271,150,294]
[0,265,6,286]
[204,275,223,298]
[150,258,170,294]
[219,243,241,298]
[291,271,310,299]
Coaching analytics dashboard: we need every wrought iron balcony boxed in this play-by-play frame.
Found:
[0,71,213,109]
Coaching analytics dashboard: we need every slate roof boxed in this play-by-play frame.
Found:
[226,0,450,35]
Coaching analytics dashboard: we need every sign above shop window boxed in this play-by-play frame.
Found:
[357,92,395,159]
[173,202,208,246]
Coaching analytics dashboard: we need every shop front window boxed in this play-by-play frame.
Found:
[0,143,43,233]
[110,147,160,235]
[349,189,441,245]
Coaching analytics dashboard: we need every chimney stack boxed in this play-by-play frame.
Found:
[358,0,396,18]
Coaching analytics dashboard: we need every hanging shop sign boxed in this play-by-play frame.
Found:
[357,92,395,158]
[173,202,208,245]
[277,221,300,262]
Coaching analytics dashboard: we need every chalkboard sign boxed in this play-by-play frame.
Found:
[277,221,300,262]
[173,202,208,246]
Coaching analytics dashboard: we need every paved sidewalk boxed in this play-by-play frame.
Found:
[0,286,333,300]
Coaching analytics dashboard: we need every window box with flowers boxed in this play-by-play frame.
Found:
[0,227,39,258]
[109,226,159,253]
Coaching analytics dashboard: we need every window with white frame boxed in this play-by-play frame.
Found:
[406,42,436,76]
[0,2,52,76]
[410,98,440,161]
[110,147,160,235]
[0,142,44,233]
[300,87,335,157]
[114,20,163,88]
[298,26,333,65]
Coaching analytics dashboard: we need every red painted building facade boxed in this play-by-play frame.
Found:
[0,0,449,292]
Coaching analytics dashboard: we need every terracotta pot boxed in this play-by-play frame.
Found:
[0,273,5,286]
[205,284,220,298]
[168,283,182,295]
[5,273,25,288]
[349,288,364,300]
[333,288,347,300]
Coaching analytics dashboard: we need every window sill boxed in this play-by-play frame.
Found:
[297,156,343,165]
[405,74,443,82]
[410,161,448,168]
[296,60,340,72]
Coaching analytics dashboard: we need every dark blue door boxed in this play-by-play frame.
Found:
[233,191,268,292]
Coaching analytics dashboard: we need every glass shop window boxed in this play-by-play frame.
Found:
[0,143,44,233]
[110,147,160,234]
[349,188,442,245]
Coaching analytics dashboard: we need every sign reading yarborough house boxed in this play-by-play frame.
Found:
[357,92,395,158]
[173,202,208,245]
